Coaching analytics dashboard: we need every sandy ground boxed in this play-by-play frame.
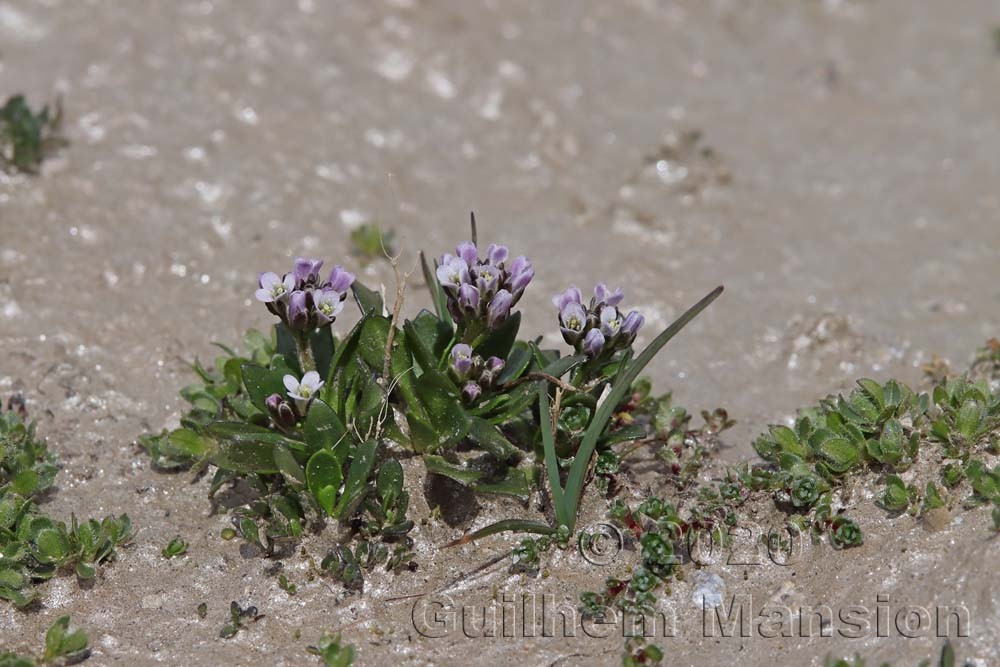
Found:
[2,1,1000,664]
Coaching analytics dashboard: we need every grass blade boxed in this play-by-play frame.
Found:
[420,250,448,321]
[561,285,724,529]
[538,387,566,525]
[443,518,555,547]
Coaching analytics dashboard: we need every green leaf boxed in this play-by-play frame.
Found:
[334,440,378,519]
[206,422,297,474]
[561,286,723,530]
[537,351,586,381]
[404,311,453,373]
[302,399,349,459]
[444,519,556,547]
[496,341,532,384]
[770,425,806,458]
[420,251,450,322]
[856,378,885,410]
[376,459,404,506]
[241,363,287,413]
[957,399,983,440]
[818,437,863,474]
[275,323,302,376]
[538,388,565,525]
[357,316,391,369]
[310,327,335,380]
[306,450,344,516]
[167,429,210,459]
[35,528,69,563]
[467,417,519,461]
[475,311,521,360]
[273,444,306,484]
[600,423,646,447]
[45,616,68,659]
[424,454,482,484]
[351,282,384,317]
[408,370,470,452]
[473,467,532,500]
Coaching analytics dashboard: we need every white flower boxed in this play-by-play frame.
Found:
[255,272,295,303]
[283,371,324,412]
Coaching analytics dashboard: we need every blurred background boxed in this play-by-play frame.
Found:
[2,0,999,454]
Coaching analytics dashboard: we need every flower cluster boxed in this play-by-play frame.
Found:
[554,284,645,359]
[448,343,506,403]
[436,241,533,336]
[255,258,355,331]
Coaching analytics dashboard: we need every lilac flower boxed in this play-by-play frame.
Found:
[327,266,355,293]
[462,381,482,403]
[283,371,324,412]
[458,283,480,315]
[265,393,297,428]
[435,237,533,336]
[508,259,534,297]
[256,272,295,303]
[314,289,345,325]
[553,283,645,359]
[621,310,645,339]
[475,264,501,296]
[594,284,624,308]
[552,287,582,311]
[558,302,587,343]
[583,328,606,358]
[287,290,310,330]
[293,257,324,286]
[456,241,479,265]
[449,343,474,380]
[487,243,509,265]
[600,307,622,338]
[436,256,470,290]
[256,258,354,332]
[486,290,513,329]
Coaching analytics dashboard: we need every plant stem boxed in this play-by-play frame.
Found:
[295,331,316,374]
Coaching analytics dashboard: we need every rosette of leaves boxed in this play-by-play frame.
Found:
[930,376,1000,455]
[0,94,66,174]
[754,378,927,479]
[1,406,133,607]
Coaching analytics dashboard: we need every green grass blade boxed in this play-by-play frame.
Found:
[561,285,724,529]
[420,250,449,321]
[538,387,566,525]
[443,518,555,547]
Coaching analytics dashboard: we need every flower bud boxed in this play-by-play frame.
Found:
[265,393,297,428]
[326,265,355,293]
[458,283,480,315]
[287,290,310,330]
[486,289,513,329]
[462,381,482,403]
[620,310,645,341]
[583,328,606,358]
[449,343,474,380]
[479,356,506,387]
[456,241,479,265]
[293,257,324,286]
